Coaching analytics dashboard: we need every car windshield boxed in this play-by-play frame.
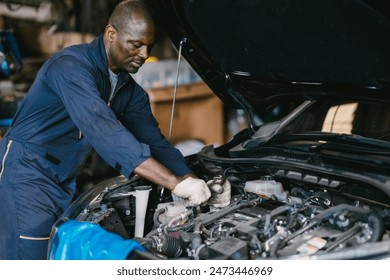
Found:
[279,99,390,143]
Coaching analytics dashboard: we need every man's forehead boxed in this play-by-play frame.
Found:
[123,16,154,32]
[121,22,155,44]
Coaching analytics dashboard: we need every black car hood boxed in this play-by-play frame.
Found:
[147,0,390,111]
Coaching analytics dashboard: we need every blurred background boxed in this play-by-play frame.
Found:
[0,0,264,187]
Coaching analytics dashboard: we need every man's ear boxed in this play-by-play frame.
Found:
[105,25,117,42]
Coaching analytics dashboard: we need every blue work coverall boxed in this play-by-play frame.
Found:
[0,35,191,259]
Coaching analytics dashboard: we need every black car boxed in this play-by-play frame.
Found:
[48,0,390,260]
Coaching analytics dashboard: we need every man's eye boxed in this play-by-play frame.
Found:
[131,42,143,48]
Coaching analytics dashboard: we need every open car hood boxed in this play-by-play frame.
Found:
[147,0,390,112]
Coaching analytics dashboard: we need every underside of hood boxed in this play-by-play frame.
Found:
[147,0,390,111]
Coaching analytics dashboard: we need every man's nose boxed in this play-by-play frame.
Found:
[138,45,149,60]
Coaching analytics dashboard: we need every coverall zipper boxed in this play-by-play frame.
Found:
[107,81,126,107]
[19,235,50,241]
[0,139,13,181]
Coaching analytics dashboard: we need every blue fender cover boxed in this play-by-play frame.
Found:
[48,220,145,260]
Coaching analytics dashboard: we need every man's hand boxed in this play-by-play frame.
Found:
[173,177,211,206]
[207,178,231,208]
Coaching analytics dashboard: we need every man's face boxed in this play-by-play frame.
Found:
[106,16,155,74]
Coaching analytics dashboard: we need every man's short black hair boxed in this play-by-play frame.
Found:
[108,0,154,31]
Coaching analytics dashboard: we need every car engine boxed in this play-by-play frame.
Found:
[71,162,390,260]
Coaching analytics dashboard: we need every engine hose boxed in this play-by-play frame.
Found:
[193,244,206,260]
[367,212,384,242]
[151,234,182,258]
[270,205,290,218]
[153,207,166,226]
[165,219,195,232]
[145,228,161,238]
[199,199,259,227]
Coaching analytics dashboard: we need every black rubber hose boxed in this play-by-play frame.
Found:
[151,234,182,258]
[367,212,384,242]
[153,207,166,226]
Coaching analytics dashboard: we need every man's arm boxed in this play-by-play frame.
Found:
[133,157,181,191]
[134,157,211,205]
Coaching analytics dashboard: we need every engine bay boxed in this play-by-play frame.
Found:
[71,160,390,260]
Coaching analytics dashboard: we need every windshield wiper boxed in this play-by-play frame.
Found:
[242,100,314,148]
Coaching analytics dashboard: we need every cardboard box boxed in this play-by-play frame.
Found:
[147,82,224,147]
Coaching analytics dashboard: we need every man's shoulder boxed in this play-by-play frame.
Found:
[45,40,104,74]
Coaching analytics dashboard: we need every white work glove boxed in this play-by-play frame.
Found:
[172,177,211,206]
[207,179,231,208]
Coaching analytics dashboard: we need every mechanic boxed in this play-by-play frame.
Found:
[0,0,229,260]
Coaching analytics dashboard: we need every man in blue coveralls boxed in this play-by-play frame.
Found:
[0,0,214,259]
